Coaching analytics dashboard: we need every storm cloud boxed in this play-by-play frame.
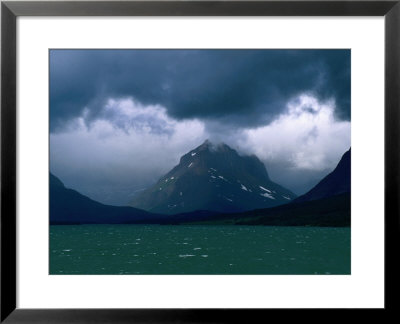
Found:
[50,49,350,132]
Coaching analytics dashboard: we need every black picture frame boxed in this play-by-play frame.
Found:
[1,0,399,322]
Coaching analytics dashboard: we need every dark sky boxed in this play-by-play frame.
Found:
[50,49,351,205]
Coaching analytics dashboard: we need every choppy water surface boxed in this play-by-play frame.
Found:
[50,225,350,274]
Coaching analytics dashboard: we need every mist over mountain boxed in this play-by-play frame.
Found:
[130,140,296,214]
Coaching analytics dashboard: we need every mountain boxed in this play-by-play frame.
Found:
[130,140,296,214]
[50,173,161,224]
[294,148,350,203]
[50,148,350,226]
[178,149,351,227]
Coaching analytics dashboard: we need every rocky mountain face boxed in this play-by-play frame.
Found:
[130,140,297,214]
[294,148,351,203]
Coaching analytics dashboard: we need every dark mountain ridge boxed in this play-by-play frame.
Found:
[294,148,350,203]
[183,193,350,227]
[50,173,162,224]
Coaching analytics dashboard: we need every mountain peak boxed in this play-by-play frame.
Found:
[50,172,65,189]
[194,140,236,154]
[130,141,296,214]
[196,139,213,152]
[197,139,223,150]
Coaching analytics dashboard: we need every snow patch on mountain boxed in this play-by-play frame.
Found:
[261,192,275,199]
[259,186,272,193]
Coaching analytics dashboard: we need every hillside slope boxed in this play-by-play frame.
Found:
[50,173,161,224]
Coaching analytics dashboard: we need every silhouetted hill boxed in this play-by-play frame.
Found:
[294,149,350,203]
[50,173,162,224]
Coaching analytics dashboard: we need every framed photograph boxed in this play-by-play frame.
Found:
[1,0,399,322]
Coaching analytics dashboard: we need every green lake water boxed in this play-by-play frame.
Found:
[50,225,350,275]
